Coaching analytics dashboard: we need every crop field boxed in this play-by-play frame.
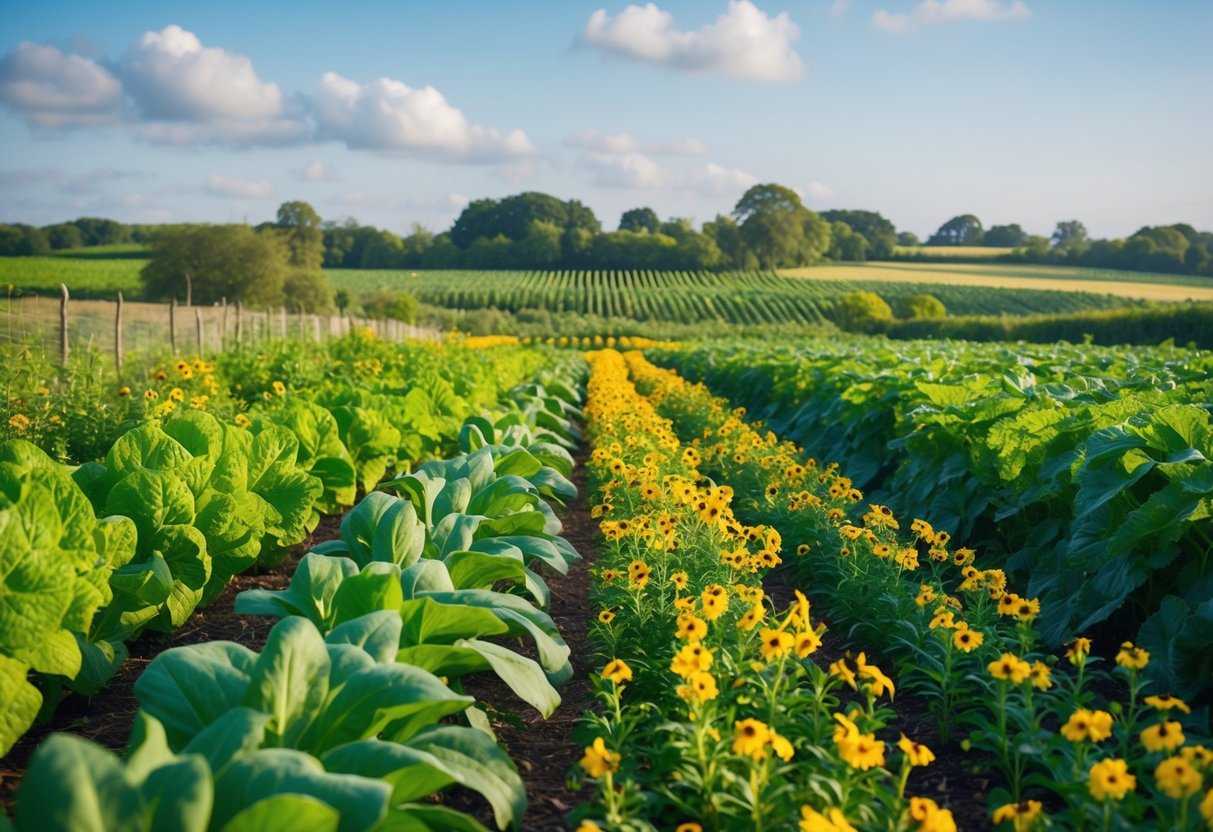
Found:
[893,245,1015,258]
[2,324,1209,831]
[783,261,1213,300]
[0,254,144,296]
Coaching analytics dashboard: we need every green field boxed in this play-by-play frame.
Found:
[892,245,1014,258]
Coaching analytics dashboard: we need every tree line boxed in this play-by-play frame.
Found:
[3,187,1210,283]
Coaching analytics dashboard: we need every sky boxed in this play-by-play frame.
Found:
[1,0,1211,240]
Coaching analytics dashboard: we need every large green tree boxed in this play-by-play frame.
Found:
[821,210,896,259]
[619,207,659,234]
[733,183,830,269]
[983,223,1028,247]
[275,200,324,270]
[141,225,289,308]
[927,215,984,246]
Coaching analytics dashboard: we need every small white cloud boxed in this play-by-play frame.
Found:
[408,192,471,212]
[204,173,273,199]
[121,25,283,121]
[565,128,710,157]
[296,160,339,182]
[805,180,834,199]
[0,42,123,128]
[874,0,1030,31]
[312,72,535,162]
[829,0,851,18]
[580,1,803,83]
[581,152,675,189]
[686,162,758,196]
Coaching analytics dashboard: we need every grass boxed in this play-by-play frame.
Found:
[1,256,145,298]
[782,262,1213,302]
[892,245,1014,258]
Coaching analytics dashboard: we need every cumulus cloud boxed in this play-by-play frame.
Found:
[0,42,123,128]
[685,162,758,196]
[580,152,675,189]
[312,72,535,161]
[580,1,803,83]
[295,160,339,182]
[564,128,709,156]
[204,173,273,199]
[829,0,851,17]
[874,0,1030,31]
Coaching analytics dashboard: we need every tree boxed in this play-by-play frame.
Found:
[826,221,867,262]
[71,217,130,247]
[703,214,749,270]
[897,231,921,247]
[141,225,287,307]
[821,210,897,259]
[1051,220,1089,256]
[275,200,324,270]
[983,223,1028,247]
[335,290,350,313]
[619,207,659,234]
[927,215,983,246]
[43,223,84,250]
[733,183,830,269]
[282,270,335,314]
[0,224,50,256]
[894,293,946,319]
[833,290,892,333]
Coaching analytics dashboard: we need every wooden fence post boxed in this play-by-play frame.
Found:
[114,292,124,379]
[59,284,69,367]
[221,298,229,349]
[196,307,204,354]
[170,298,178,354]
[235,301,243,345]
[279,306,287,340]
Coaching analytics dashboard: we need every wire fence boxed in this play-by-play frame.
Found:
[2,286,440,371]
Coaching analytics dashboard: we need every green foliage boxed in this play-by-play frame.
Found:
[360,288,418,323]
[141,225,289,308]
[893,292,946,319]
[832,290,893,332]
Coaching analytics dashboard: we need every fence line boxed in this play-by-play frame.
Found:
[2,286,440,376]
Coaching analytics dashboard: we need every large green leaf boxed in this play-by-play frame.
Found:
[242,617,332,748]
[135,641,258,748]
[0,655,41,757]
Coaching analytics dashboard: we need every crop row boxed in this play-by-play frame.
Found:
[653,338,1213,700]
[0,333,575,755]
[623,349,1211,830]
[6,352,588,830]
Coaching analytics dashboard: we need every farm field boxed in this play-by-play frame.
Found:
[783,261,1213,299]
[893,245,1015,258]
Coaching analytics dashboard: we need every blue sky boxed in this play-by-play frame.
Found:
[1,0,1210,239]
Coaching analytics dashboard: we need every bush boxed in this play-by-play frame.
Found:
[832,290,893,333]
[894,293,946,320]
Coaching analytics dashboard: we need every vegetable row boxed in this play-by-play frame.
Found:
[8,359,587,831]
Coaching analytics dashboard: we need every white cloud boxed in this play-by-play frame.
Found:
[312,72,535,161]
[564,128,709,156]
[121,25,283,121]
[0,42,123,128]
[581,152,675,189]
[874,0,1030,31]
[296,160,339,182]
[204,174,273,199]
[829,0,851,18]
[686,162,758,196]
[581,1,803,83]
[806,180,834,199]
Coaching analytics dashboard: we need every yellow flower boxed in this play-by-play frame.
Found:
[856,653,895,700]
[733,718,772,759]
[1029,661,1052,690]
[1144,693,1191,714]
[118,385,131,397]
[737,604,765,631]
[601,659,633,685]
[676,671,719,704]
[952,627,983,653]
[234,413,251,429]
[168,387,185,402]
[579,737,620,778]
[1181,745,1213,766]
[992,800,1043,832]
[799,806,857,832]
[1155,756,1202,799]
[829,658,857,690]
[795,629,823,659]
[929,608,956,630]
[670,644,713,678]
[701,587,729,621]
[144,388,158,400]
[988,653,1031,684]
[1060,709,1114,743]
[1088,758,1135,801]
[759,628,795,661]
[1141,720,1185,753]
[1201,788,1213,827]
[272,380,286,396]
[670,571,689,591]
[7,413,30,432]
[796,543,810,556]
[575,822,602,832]
[899,734,935,767]
[770,730,794,761]
[675,614,708,642]
[908,797,956,832]
[1067,640,1096,669]
[832,713,885,771]
[675,824,703,832]
[1115,641,1149,670]
[597,609,615,624]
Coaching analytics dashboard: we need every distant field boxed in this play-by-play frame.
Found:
[783,262,1213,302]
[0,255,144,297]
[49,243,151,259]
[893,245,1013,258]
